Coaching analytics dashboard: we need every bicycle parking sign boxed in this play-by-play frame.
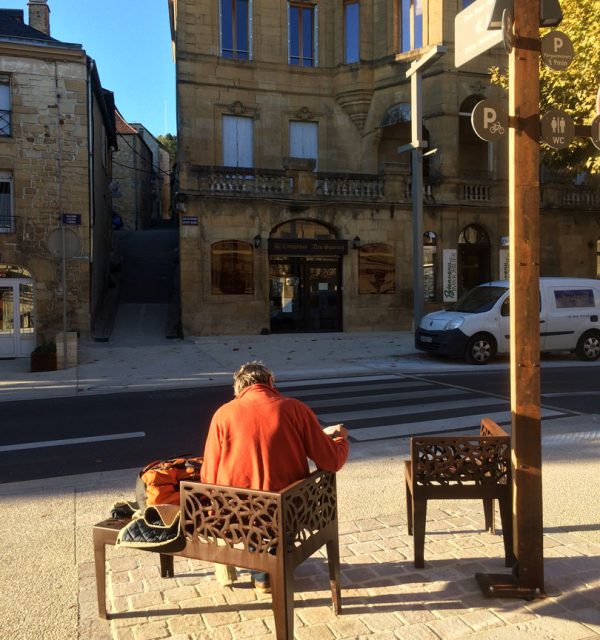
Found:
[471,98,508,141]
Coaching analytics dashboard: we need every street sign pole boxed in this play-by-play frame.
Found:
[476,0,544,598]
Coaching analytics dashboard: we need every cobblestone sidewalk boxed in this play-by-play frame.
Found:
[81,503,600,640]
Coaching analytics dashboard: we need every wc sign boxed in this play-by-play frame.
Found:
[541,109,575,149]
[471,99,508,142]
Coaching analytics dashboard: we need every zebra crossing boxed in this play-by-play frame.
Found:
[276,374,567,442]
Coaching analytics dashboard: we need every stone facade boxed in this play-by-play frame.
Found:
[169,0,600,336]
[0,6,116,355]
[112,112,153,231]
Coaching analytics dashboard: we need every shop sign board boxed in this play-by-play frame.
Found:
[499,248,510,281]
[269,239,348,256]
[442,249,458,302]
[181,216,198,225]
[61,213,81,225]
[455,0,503,68]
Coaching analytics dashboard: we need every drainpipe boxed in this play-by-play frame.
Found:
[87,59,95,317]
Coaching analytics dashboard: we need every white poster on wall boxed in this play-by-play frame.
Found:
[442,249,458,302]
[499,249,510,281]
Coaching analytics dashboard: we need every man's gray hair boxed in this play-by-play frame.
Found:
[233,361,274,396]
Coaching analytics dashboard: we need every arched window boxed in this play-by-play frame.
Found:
[270,219,336,240]
[459,95,490,177]
[358,243,395,294]
[423,231,437,301]
[211,240,254,294]
[458,224,490,246]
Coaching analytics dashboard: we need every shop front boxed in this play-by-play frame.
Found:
[268,225,347,333]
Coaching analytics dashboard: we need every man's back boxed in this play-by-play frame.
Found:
[201,383,349,491]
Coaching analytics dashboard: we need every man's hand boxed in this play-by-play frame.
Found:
[323,423,349,440]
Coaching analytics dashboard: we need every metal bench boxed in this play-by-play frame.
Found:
[404,417,515,568]
[94,469,341,640]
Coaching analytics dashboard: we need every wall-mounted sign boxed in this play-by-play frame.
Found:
[442,249,458,302]
[541,31,574,71]
[61,213,81,225]
[181,216,198,225]
[540,109,574,150]
[499,248,510,280]
[471,99,508,141]
[269,239,348,256]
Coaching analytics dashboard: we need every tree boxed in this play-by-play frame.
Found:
[491,0,600,175]
[157,133,177,165]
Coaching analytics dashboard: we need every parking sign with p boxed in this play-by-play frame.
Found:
[471,99,508,142]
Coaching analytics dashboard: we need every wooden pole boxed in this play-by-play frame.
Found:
[509,0,544,593]
[476,0,544,597]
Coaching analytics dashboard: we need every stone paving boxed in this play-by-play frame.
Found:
[84,503,600,640]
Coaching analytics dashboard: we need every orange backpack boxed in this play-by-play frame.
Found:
[135,456,203,509]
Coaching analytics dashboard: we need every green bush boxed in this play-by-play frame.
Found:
[33,340,57,354]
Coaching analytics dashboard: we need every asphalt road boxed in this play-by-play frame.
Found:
[1,365,598,484]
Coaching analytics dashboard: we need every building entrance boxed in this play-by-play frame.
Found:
[269,257,342,332]
[0,266,35,357]
[458,224,491,294]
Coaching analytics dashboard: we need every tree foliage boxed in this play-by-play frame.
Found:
[491,0,600,175]
[157,133,177,165]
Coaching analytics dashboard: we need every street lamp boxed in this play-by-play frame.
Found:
[397,44,446,330]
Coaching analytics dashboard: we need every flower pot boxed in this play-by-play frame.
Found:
[30,351,57,372]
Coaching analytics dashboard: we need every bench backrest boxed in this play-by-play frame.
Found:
[411,419,510,487]
[179,470,337,568]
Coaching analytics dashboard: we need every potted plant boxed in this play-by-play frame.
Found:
[30,340,57,372]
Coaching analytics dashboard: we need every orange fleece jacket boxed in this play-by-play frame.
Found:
[201,383,349,491]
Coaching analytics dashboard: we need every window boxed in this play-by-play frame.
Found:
[0,76,10,136]
[289,121,317,162]
[220,0,251,60]
[459,96,491,176]
[344,1,359,63]
[397,0,422,53]
[211,240,254,294]
[0,172,13,233]
[358,243,395,294]
[222,115,253,167]
[289,2,317,67]
[554,289,595,309]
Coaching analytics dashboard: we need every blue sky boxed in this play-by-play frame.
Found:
[2,0,176,137]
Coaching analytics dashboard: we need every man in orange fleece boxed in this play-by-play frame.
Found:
[201,360,349,591]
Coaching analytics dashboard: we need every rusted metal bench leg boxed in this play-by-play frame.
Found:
[499,494,517,567]
[413,498,427,568]
[271,563,295,640]
[159,554,175,578]
[326,538,342,615]
[93,528,109,618]
[406,480,413,536]
[483,498,496,533]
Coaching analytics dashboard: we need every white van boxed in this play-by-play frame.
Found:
[415,278,600,364]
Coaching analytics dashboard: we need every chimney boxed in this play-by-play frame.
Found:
[28,0,50,36]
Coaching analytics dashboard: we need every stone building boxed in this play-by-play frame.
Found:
[0,1,116,357]
[168,0,600,336]
[112,111,154,230]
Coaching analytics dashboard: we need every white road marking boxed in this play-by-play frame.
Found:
[286,379,431,398]
[276,374,403,389]
[317,397,504,423]
[349,409,563,441]
[0,431,146,452]
[308,388,465,410]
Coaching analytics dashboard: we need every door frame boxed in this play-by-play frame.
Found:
[0,277,36,358]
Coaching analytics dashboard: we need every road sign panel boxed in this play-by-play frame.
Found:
[455,0,503,68]
[590,115,600,151]
[471,99,508,141]
[540,109,574,149]
[541,31,574,71]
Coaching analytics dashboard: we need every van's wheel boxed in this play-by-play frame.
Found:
[575,331,600,361]
[465,333,497,365]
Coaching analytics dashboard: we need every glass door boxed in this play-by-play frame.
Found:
[0,280,35,357]
[0,284,15,357]
[306,262,341,332]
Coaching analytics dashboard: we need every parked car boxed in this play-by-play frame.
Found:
[415,278,600,364]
